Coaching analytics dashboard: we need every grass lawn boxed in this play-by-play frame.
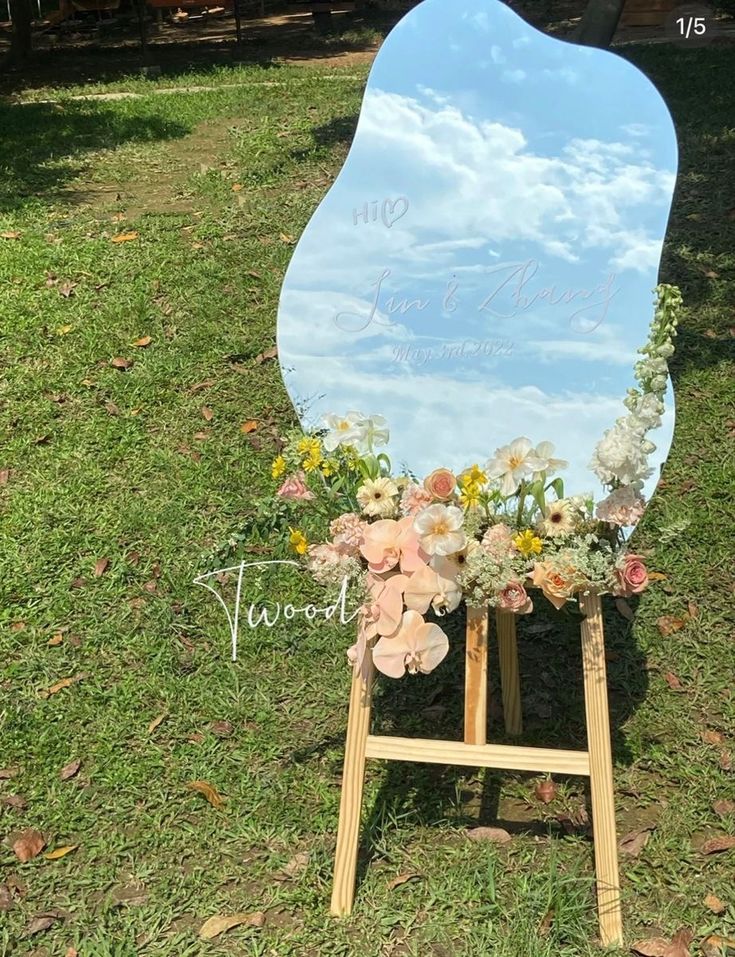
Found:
[1,44,734,957]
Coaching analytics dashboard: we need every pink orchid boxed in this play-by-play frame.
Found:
[372,610,449,678]
[360,517,428,574]
[276,471,314,501]
[403,562,461,616]
[364,572,408,638]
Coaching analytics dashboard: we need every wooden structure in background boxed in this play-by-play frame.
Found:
[331,591,623,948]
[619,0,676,27]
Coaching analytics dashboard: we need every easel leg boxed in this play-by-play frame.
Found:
[330,654,375,916]
[464,605,488,745]
[496,610,523,736]
[579,590,623,947]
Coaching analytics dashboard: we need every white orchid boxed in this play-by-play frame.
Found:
[529,440,568,478]
[352,414,390,454]
[413,503,466,556]
[485,437,542,497]
[322,411,365,452]
[322,412,390,455]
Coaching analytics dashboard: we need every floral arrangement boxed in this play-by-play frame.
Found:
[271,285,681,680]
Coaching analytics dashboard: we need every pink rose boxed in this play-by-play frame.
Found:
[277,471,314,501]
[498,580,533,614]
[615,553,648,597]
[423,468,457,501]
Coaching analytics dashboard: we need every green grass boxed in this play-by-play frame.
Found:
[1,46,734,957]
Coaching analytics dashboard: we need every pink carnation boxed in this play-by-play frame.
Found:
[596,486,646,527]
[277,471,314,501]
[481,523,515,559]
[329,512,366,556]
[400,482,433,516]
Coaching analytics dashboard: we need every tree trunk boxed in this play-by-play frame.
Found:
[574,0,627,47]
[8,0,33,65]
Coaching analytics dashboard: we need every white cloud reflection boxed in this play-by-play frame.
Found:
[276,0,677,498]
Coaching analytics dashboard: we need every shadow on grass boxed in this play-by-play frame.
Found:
[0,99,190,212]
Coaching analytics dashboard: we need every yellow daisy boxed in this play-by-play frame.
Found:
[513,529,543,557]
[288,527,309,556]
[271,456,286,479]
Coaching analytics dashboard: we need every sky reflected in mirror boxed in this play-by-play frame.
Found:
[277,0,677,498]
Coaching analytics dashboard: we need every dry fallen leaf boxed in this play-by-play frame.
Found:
[254,345,277,364]
[13,830,46,862]
[111,231,139,243]
[148,713,166,733]
[47,633,64,647]
[93,557,110,577]
[210,720,234,737]
[132,335,152,348]
[664,672,685,692]
[56,324,73,335]
[0,767,20,779]
[201,406,214,422]
[713,799,735,817]
[189,379,215,394]
[388,872,422,890]
[537,908,554,937]
[187,780,225,810]
[704,893,726,915]
[466,826,512,844]
[110,357,133,371]
[664,928,693,957]
[631,939,670,956]
[0,468,10,485]
[701,835,735,855]
[240,420,258,434]
[24,910,64,936]
[702,935,735,957]
[534,778,557,804]
[0,884,12,912]
[231,183,243,192]
[41,674,83,698]
[199,911,264,940]
[619,826,655,857]
[1,794,28,811]
[1,230,21,240]
[702,730,725,747]
[719,750,732,771]
[647,571,667,582]
[44,845,78,861]
[276,851,310,880]
[58,280,76,298]
[658,616,687,637]
[59,759,81,781]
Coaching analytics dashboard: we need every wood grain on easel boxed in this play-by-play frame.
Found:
[496,610,523,736]
[330,655,375,916]
[579,590,623,947]
[464,605,488,745]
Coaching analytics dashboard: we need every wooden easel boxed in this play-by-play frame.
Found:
[330,590,623,948]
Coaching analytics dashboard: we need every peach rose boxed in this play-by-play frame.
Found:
[530,561,584,610]
[498,580,533,614]
[276,471,314,500]
[423,468,457,501]
[614,553,648,597]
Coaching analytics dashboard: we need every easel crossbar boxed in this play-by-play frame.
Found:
[364,735,590,776]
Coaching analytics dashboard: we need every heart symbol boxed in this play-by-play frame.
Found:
[382,196,409,229]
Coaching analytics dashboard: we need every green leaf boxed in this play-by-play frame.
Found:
[547,477,564,500]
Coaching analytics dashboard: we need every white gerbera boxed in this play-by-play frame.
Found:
[356,477,398,518]
[413,503,466,556]
[537,499,577,537]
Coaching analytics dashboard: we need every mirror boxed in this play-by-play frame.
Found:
[276,0,678,502]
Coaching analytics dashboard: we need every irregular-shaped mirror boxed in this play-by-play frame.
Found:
[277,0,678,503]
